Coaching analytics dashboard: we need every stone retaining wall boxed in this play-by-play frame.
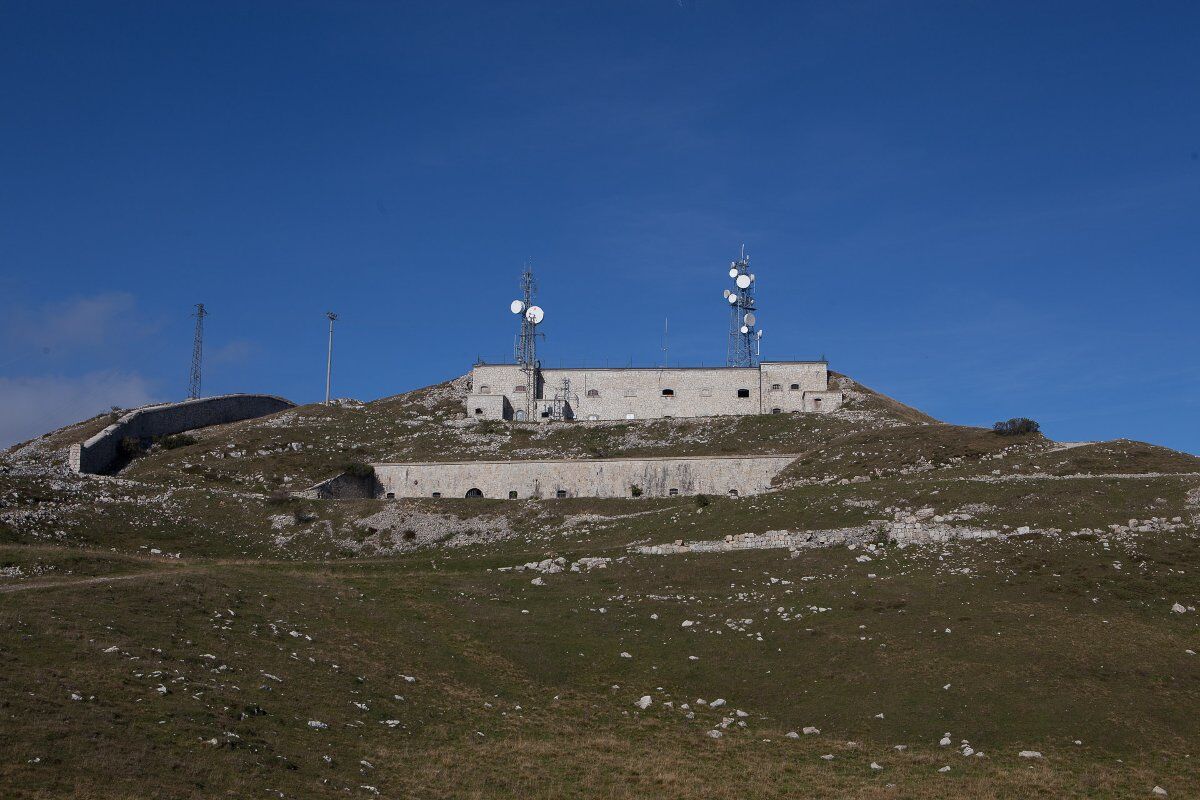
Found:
[370,454,799,499]
[69,394,294,474]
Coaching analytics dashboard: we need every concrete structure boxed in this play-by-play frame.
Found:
[371,454,798,500]
[69,394,294,474]
[465,361,842,422]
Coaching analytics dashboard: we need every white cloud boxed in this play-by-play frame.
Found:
[0,371,158,448]
[3,292,154,357]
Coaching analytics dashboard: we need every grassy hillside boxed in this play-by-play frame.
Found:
[2,374,1199,798]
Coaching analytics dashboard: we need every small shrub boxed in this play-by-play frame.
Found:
[267,488,291,504]
[119,436,145,457]
[344,462,375,480]
[402,529,416,541]
[993,418,1040,436]
[694,494,711,508]
[630,485,643,498]
[157,433,197,450]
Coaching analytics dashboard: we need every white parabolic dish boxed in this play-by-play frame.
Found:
[740,325,749,334]
[728,268,738,278]
[727,294,737,304]
[525,305,544,324]
[723,289,732,298]
[736,274,752,289]
[510,300,525,314]
[744,312,756,325]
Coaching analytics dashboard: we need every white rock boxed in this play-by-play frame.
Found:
[620,652,632,658]
[820,754,834,760]
[706,729,723,739]
[870,762,883,770]
[308,720,328,730]
[785,731,800,739]
[635,695,652,710]
[802,726,820,735]
[1153,787,1167,797]
[710,698,726,708]
[938,766,951,773]
[681,620,694,627]
[1019,750,1043,759]
[1171,603,1188,614]
[940,736,952,746]
[530,577,545,586]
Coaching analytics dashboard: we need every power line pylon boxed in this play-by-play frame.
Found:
[188,303,207,399]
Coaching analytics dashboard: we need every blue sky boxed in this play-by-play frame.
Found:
[1,1,1197,452]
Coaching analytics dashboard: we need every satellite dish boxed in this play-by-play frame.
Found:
[525,305,544,324]
[740,325,749,334]
[757,330,763,338]
[727,294,737,305]
[723,289,732,298]
[744,312,756,326]
[736,274,751,289]
[510,300,525,314]
[750,274,755,282]
[728,268,738,278]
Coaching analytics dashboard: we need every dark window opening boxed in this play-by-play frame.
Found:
[737,389,751,398]
[508,490,518,499]
[586,389,600,397]
[474,408,484,415]
[479,385,490,393]
[668,488,679,496]
[728,489,739,498]
[771,383,782,391]
[431,492,442,498]
[465,488,483,498]
[540,409,551,418]
[661,388,675,397]
[771,408,782,414]
[514,385,527,393]
[790,383,800,391]
[555,489,567,499]
[813,398,822,407]
[385,492,395,499]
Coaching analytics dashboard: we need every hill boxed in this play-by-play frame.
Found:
[2,375,1199,799]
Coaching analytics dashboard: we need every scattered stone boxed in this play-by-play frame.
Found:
[1019,751,1043,759]
[308,720,328,730]
[635,695,652,710]
[802,726,820,735]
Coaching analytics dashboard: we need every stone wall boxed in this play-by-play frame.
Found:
[69,394,295,474]
[372,454,799,499]
[467,361,841,421]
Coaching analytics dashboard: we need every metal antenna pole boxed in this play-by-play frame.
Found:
[723,246,760,367]
[324,311,338,405]
[188,303,207,399]
[662,318,668,367]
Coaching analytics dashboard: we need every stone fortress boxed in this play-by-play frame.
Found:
[465,254,842,423]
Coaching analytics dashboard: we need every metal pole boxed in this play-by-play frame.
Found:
[325,311,338,404]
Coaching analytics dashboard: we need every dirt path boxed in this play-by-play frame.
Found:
[0,569,195,594]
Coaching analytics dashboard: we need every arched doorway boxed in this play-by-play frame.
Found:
[465,488,483,498]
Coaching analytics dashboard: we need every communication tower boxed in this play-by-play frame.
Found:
[723,245,762,367]
[188,303,207,400]
[509,263,545,421]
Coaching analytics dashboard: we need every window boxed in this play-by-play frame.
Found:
[515,410,526,421]
[770,383,782,391]
[514,385,527,393]
[728,489,739,498]
[479,384,490,393]
[771,408,782,414]
[431,492,442,498]
[586,389,600,397]
[474,408,484,415]
[661,388,675,397]
[624,388,637,397]
[625,413,635,420]
[737,389,751,398]
[386,492,395,499]
[587,414,599,421]
[465,488,483,498]
[790,383,800,391]
[668,488,679,496]
[508,490,518,499]
[813,398,822,408]
[700,388,712,397]
[555,489,567,499]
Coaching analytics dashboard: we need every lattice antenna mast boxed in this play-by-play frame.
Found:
[723,245,761,367]
[188,303,207,399]
[509,263,545,422]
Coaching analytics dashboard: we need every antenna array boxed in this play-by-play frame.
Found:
[188,303,207,399]
[723,246,761,367]
[509,263,545,421]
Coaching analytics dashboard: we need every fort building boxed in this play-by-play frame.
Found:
[465,361,842,422]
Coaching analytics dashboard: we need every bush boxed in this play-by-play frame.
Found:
[344,462,375,479]
[119,436,145,457]
[694,494,711,508]
[630,485,643,498]
[157,433,197,450]
[267,488,291,504]
[993,418,1040,436]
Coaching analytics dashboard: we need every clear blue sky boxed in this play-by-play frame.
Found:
[2,1,1197,453]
